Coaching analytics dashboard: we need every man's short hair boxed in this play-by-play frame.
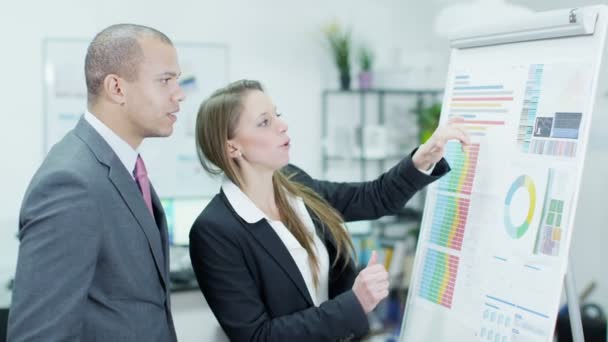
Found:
[85,24,173,104]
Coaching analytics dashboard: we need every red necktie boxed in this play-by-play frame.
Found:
[134,155,154,216]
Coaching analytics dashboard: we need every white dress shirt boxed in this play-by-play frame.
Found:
[222,179,330,306]
[84,111,139,178]
[419,163,435,175]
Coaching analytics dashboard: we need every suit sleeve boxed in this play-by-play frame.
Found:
[299,149,450,222]
[189,221,369,342]
[8,170,102,342]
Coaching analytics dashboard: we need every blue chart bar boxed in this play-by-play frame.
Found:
[454,85,504,91]
[454,75,470,85]
[486,295,549,319]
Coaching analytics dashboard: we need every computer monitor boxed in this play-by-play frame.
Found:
[161,197,211,246]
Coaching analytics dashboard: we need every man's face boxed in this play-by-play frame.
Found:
[122,38,185,139]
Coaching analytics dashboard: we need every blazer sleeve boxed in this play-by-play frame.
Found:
[8,170,102,342]
[290,149,450,222]
[189,219,369,342]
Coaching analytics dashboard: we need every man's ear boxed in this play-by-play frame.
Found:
[103,74,126,105]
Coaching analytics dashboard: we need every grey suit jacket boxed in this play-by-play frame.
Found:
[8,118,177,342]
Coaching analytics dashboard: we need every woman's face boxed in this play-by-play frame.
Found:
[228,89,290,172]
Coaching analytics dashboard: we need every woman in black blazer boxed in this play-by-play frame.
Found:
[190,80,469,342]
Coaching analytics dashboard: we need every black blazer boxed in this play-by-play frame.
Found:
[189,154,449,342]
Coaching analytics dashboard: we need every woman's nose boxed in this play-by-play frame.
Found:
[277,117,288,133]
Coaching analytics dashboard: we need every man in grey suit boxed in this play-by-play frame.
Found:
[8,24,185,341]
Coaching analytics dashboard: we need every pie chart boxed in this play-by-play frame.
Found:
[504,175,536,239]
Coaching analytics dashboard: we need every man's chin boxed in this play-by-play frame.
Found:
[147,129,173,139]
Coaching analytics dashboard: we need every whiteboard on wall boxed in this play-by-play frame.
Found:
[43,38,229,197]
[400,6,608,342]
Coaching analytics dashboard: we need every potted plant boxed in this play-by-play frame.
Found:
[419,102,442,144]
[358,46,374,90]
[322,21,352,90]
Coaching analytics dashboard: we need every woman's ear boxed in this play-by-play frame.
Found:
[226,141,242,159]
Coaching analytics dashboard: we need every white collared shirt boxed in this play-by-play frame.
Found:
[222,179,330,306]
[84,110,139,179]
[419,163,435,175]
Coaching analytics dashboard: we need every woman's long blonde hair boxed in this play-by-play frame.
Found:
[195,80,355,287]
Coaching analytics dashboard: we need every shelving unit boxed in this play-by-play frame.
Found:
[321,89,442,179]
[321,88,445,341]
[321,88,443,243]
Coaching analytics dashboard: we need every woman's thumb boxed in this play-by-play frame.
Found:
[367,250,377,267]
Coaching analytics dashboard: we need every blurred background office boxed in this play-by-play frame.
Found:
[0,0,605,341]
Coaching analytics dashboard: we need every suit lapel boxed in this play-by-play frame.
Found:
[74,118,168,290]
[249,220,315,306]
[221,192,314,306]
[150,185,170,283]
[107,160,168,289]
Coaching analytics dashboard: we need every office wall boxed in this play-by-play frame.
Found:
[0,0,439,311]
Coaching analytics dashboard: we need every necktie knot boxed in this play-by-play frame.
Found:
[134,155,148,180]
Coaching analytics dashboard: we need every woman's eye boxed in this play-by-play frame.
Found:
[259,119,269,127]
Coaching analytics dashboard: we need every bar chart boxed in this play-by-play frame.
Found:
[449,73,515,137]
[518,64,544,152]
[438,142,480,195]
[429,194,470,251]
[418,248,460,309]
